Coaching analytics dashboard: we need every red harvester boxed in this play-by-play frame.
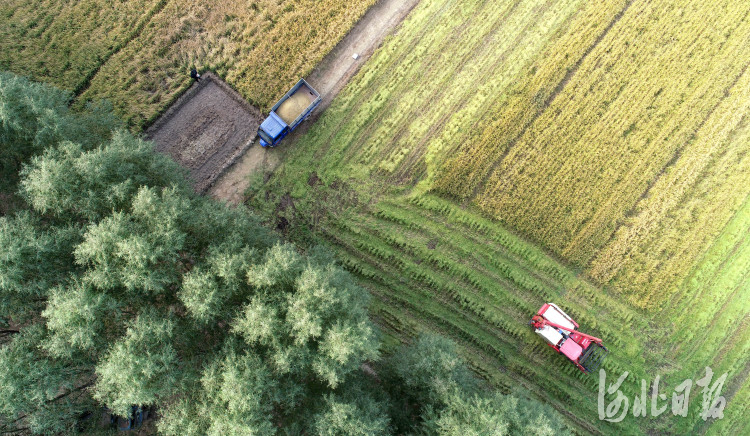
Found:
[529,303,608,373]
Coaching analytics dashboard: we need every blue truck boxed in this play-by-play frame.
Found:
[258,79,322,147]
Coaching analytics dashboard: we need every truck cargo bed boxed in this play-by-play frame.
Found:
[275,82,318,126]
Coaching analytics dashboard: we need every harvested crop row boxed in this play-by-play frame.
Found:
[288,0,585,185]
[318,199,647,434]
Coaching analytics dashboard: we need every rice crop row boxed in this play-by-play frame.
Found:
[474,0,750,270]
[0,0,377,130]
[287,0,586,187]
[0,0,164,92]
[78,0,376,129]
[589,71,750,308]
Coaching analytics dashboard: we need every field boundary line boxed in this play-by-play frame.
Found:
[71,0,171,100]
[466,0,635,204]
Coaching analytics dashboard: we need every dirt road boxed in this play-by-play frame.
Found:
[209,0,421,205]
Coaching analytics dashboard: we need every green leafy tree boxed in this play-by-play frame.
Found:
[20,134,189,221]
[42,280,123,358]
[382,333,478,433]
[422,391,570,436]
[0,212,81,323]
[0,325,95,435]
[311,381,390,436]
[159,244,381,434]
[381,333,570,435]
[422,391,510,436]
[0,71,118,195]
[93,309,179,416]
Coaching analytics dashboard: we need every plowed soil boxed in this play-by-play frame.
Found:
[145,73,262,193]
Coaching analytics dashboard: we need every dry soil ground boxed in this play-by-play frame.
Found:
[146,72,262,193]
[208,0,421,204]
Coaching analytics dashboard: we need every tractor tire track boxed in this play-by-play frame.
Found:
[467,0,635,203]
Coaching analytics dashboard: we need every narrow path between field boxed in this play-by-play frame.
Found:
[209,0,421,205]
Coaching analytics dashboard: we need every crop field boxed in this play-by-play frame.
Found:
[435,0,750,310]
[3,0,748,433]
[322,195,651,434]
[0,0,165,94]
[253,0,750,434]
[0,0,376,129]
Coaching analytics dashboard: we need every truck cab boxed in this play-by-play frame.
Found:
[258,112,289,147]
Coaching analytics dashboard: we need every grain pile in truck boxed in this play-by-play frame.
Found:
[277,88,317,125]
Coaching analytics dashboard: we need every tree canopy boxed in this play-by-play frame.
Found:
[0,72,119,197]
[0,72,570,435]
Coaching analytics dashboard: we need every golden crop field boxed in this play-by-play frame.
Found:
[78,0,376,129]
[0,0,164,93]
[436,0,750,309]
[0,0,376,129]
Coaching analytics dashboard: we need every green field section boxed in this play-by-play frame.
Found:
[657,197,750,436]
[254,0,750,433]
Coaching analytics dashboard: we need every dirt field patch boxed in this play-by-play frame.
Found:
[146,73,262,192]
[208,145,280,205]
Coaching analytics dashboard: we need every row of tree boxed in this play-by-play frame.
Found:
[0,72,569,435]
